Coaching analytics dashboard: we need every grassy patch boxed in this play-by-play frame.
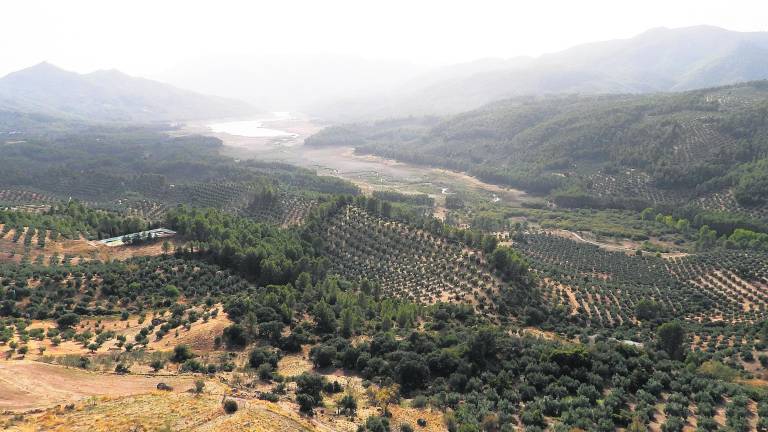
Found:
[697,360,740,381]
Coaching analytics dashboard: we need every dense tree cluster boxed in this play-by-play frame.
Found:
[165,206,326,285]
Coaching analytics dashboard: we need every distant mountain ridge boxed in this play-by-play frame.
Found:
[0,62,258,122]
[310,26,768,121]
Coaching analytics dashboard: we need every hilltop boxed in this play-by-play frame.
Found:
[312,26,768,120]
[0,62,258,122]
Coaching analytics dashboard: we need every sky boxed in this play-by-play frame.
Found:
[1,0,767,77]
[1,0,767,108]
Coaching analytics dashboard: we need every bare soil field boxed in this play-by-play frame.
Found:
[0,360,198,411]
[5,392,316,432]
[0,225,93,264]
[277,346,313,377]
[149,312,232,352]
[96,239,180,261]
[0,224,180,266]
[389,405,447,432]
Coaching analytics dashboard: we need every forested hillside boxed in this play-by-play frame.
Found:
[308,81,768,215]
[0,122,357,220]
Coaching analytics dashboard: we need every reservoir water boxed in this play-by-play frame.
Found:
[208,113,297,138]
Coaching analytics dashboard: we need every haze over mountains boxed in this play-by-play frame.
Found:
[0,62,257,122]
[310,26,768,120]
[1,26,768,125]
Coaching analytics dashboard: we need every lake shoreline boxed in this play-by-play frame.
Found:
[180,117,530,208]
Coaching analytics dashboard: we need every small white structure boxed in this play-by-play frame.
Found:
[99,228,176,247]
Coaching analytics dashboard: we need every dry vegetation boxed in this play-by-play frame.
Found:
[4,392,317,432]
[0,223,179,266]
[0,360,199,412]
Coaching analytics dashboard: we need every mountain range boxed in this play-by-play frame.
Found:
[3,26,768,125]
[0,62,258,122]
[310,26,768,121]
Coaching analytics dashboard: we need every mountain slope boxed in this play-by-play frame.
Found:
[312,26,768,120]
[307,81,768,212]
[675,42,768,90]
[0,62,258,122]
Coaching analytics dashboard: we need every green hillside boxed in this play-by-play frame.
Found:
[308,81,768,217]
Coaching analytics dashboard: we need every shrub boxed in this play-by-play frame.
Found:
[310,344,337,368]
[249,347,279,369]
[181,359,203,372]
[77,356,90,369]
[259,392,280,402]
[223,399,238,414]
[411,395,428,408]
[163,285,180,299]
[364,416,390,432]
[339,394,357,416]
[194,380,205,394]
[150,359,165,372]
[324,380,343,394]
[257,363,273,380]
[222,324,247,348]
[697,361,739,381]
[296,393,315,415]
[56,313,80,329]
[296,372,325,408]
[172,344,194,363]
[759,354,768,368]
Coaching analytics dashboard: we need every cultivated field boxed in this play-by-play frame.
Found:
[321,206,508,317]
[0,223,179,266]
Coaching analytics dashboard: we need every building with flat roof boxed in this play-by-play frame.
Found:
[99,228,176,247]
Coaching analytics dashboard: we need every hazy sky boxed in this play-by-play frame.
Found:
[2,0,767,79]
